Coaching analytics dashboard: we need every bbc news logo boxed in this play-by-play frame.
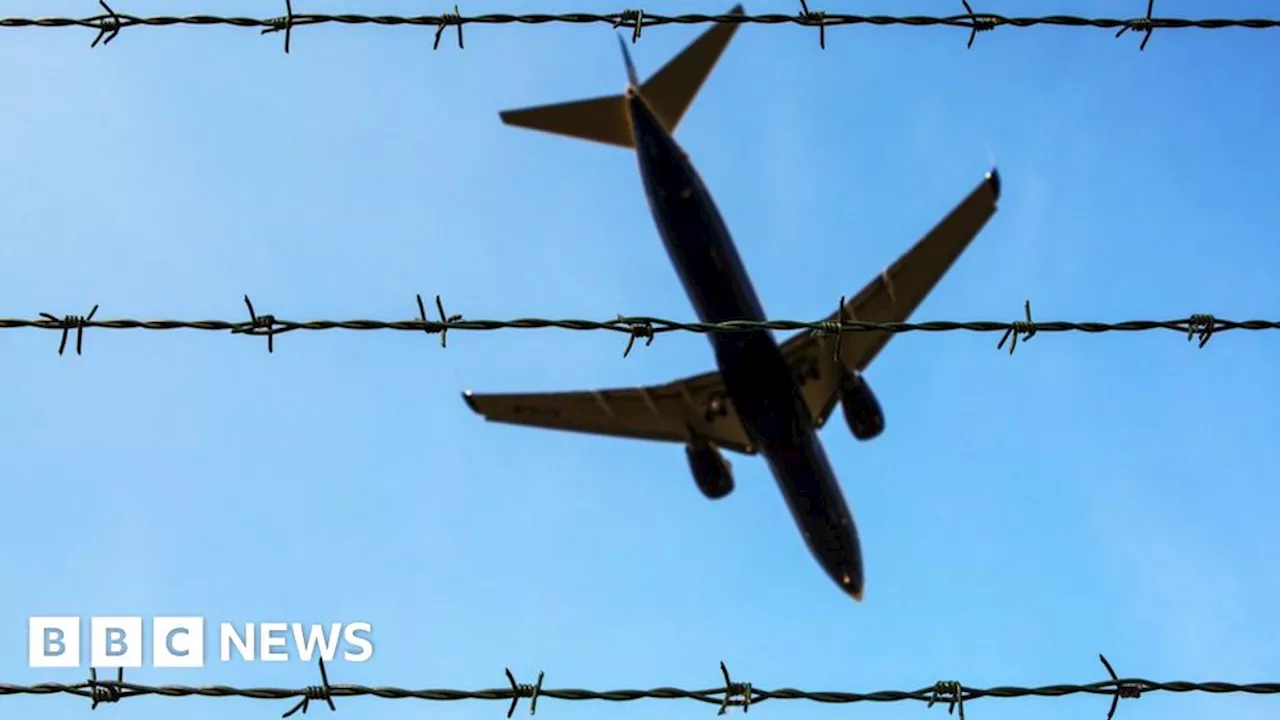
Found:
[28,617,374,668]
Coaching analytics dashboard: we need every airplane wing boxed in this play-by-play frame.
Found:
[780,169,1002,428]
[461,367,758,455]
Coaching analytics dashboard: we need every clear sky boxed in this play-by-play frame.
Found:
[2,1,1278,719]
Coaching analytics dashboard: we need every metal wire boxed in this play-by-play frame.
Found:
[0,297,1266,356]
[4,657,1279,718]
[3,1,1278,53]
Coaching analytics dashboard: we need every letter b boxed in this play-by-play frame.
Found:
[28,617,80,668]
[46,628,66,656]
[105,628,127,656]
[90,617,143,668]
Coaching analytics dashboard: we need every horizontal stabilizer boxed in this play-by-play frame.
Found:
[499,94,633,148]
[498,4,745,148]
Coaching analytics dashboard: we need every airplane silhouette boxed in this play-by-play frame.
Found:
[461,4,1001,600]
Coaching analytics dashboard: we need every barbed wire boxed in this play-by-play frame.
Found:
[3,1,1279,53]
[0,297,1274,356]
[4,657,1280,718]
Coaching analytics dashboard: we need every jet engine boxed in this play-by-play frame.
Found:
[685,439,734,499]
[839,369,886,441]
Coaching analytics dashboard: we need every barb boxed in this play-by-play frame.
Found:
[2,8,1278,50]
[928,681,965,720]
[434,4,464,50]
[261,0,293,53]
[1099,654,1143,720]
[614,9,644,43]
[505,668,544,717]
[1116,0,1157,50]
[960,0,996,49]
[996,300,1036,355]
[37,304,98,356]
[718,662,750,715]
[618,315,655,358]
[1188,313,1216,348]
[3,663,1279,714]
[234,295,278,353]
[283,659,336,718]
[417,293,462,348]
[796,0,825,49]
[86,668,123,710]
[89,0,121,47]
[817,295,851,362]
[3,301,1280,353]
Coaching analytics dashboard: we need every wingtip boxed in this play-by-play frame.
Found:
[985,167,1001,201]
[461,390,480,414]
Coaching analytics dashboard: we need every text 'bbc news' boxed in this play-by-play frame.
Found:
[28,617,374,668]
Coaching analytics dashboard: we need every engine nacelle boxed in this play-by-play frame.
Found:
[685,439,734,500]
[840,369,886,441]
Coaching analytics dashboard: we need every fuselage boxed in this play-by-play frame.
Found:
[624,89,865,599]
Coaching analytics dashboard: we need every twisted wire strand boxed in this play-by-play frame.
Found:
[0,297,1267,355]
[3,3,1279,52]
[4,657,1280,718]
[9,316,1275,335]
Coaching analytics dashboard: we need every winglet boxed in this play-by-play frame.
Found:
[497,3,745,148]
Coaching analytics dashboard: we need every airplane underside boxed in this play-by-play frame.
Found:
[463,4,1002,599]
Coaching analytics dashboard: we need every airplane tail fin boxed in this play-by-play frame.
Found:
[617,34,641,88]
[497,4,745,149]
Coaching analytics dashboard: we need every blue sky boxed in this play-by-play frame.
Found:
[2,0,1278,719]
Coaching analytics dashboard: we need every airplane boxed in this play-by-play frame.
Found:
[460,4,1001,600]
